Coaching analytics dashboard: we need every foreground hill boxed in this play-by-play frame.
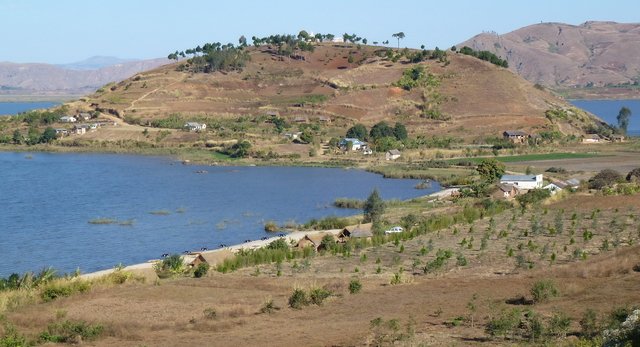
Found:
[0,58,169,97]
[67,42,600,147]
[459,21,640,95]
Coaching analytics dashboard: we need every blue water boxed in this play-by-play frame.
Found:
[570,99,640,136]
[0,101,60,116]
[0,152,435,276]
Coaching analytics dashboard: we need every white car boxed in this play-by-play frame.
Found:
[385,226,404,234]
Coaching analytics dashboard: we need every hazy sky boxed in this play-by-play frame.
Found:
[1,0,638,64]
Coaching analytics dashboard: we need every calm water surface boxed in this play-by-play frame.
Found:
[0,101,60,116]
[570,99,640,136]
[0,152,435,276]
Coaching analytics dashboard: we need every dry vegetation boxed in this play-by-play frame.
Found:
[2,192,639,346]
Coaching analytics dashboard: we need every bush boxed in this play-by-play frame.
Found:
[39,320,103,343]
[288,288,309,309]
[348,279,362,294]
[627,168,640,182]
[193,263,210,278]
[41,280,91,302]
[486,308,520,338]
[309,288,332,305]
[530,279,559,303]
[516,189,551,207]
[588,169,623,189]
[580,309,599,338]
[264,221,278,232]
[154,254,186,277]
[260,299,280,314]
[548,311,572,338]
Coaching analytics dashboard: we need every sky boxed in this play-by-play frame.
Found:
[1,0,638,64]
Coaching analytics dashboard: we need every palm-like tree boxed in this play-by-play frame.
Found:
[392,32,405,49]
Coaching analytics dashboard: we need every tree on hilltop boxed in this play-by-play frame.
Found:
[392,32,405,49]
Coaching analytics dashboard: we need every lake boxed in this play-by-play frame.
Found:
[570,99,640,136]
[0,152,435,276]
[0,101,60,116]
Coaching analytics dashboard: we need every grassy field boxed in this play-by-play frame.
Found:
[449,152,602,164]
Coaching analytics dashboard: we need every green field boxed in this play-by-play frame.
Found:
[449,152,601,164]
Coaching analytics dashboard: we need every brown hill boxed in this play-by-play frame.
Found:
[70,43,599,145]
[0,58,169,97]
[459,21,640,89]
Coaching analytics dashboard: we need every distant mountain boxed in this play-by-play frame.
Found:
[57,56,138,70]
[0,58,170,97]
[458,21,640,88]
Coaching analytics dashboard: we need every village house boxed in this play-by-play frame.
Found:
[182,253,207,269]
[385,149,401,160]
[503,130,528,144]
[184,122,206,132]
[339,138,367,151]
[499,174,544,190]
[60,116,77,123]
[317,116,332,123]
[73,124,89,135]
[77,113,91,121]
[293,116,308,123]
[338,224,373,242]
[54,129,69,137]
[284,132,303,140]
[611,134,625,142]
[493,183,518,199]
[295,233,336,252]
[543,182,566,195]
[582,134,603,143]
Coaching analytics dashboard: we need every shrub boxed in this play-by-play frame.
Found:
[264,221,279,232]
[288,288,309,309]
[588,169,623,189]
[603,308,640,346]
[580,309,599,338]
[486,308,520,338]
[203,308,217,319]
[548,311,572,338]
[41,280,91,302]
[39,320,103,343]
[154,254,186,277]
[309,288,332,305]
[260,299,280,314]
[530,280,559,303]
[348,279,362,294]
[516,189,551,207]
[627,168,640,182]
[193,263,210,278]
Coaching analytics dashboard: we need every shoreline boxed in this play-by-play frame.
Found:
[78,189,457,280]
[80,228,345,280]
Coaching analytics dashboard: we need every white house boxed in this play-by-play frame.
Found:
[500,174,543,190]
[582,134,602,143]
[543,183,564,195]
[339,138,367,151]
[184,122,206,132]
[77,113,91,121]
[385,149,401,160]
[74,124,89,135]
[60,116,77,123]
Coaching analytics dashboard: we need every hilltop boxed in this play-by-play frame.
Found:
[459,21,640,98]
[59,42,601,154]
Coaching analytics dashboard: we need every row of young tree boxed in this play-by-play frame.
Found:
[168,31,414,73]
[458,46,509,68]
[168,42,251,73]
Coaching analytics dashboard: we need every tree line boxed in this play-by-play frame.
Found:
[458,46,509,68]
